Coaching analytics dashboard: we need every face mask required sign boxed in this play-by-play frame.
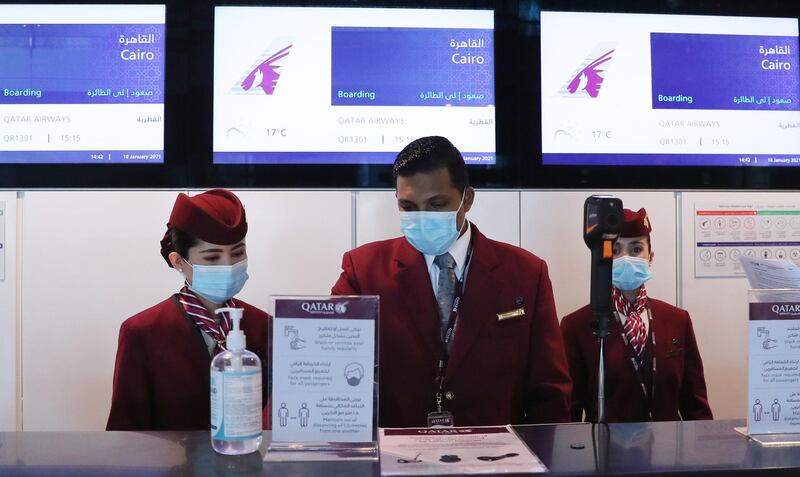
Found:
[747,293,800,435]
[267,295,379,461]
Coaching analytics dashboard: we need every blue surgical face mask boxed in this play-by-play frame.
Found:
[184,258,249,303]
[612,256,653,291]
[399,193,466,256]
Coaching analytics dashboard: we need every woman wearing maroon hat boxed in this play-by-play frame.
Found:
[561,208,712,423]
[106,189,270,431]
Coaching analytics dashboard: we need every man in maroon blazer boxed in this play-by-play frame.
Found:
[561,208,712,423]
[331,136,571,428]
[107,189,271,430]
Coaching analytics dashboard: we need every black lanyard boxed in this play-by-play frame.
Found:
[617,302,656,421]
[433,244,474,413]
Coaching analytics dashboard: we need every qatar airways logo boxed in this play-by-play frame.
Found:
[301,301,349,315]
[235,44,293,95]
[416,429,474,434]
[559,44,616,98]
[771,304,800,316]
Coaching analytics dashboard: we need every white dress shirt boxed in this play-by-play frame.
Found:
[201,318,220,355]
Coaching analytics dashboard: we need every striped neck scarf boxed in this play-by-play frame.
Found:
[612,286,648,358]
[176,284,236,355]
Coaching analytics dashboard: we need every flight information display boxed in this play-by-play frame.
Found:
[213,7,495,165]
[0,4,165,164]
[541,11,800,167]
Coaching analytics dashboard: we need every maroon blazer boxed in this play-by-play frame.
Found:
[331,224,572,428]
[560,299,713,423]
[106,297,271,431]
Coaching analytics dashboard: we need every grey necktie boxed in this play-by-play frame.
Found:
[434,253,457,337]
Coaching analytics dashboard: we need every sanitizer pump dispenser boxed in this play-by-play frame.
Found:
[210,307,263,455]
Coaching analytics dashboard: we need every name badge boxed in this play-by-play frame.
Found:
[666,347,684,358]
[497,307,525,321]
[427,410,454,427]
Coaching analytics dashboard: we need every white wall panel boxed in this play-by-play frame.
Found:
[678,192,800,420]
[0,192,18,430]
[21,190,352,430]
[233,191,352,310]
[8,187,780,430]
[469,191,520,246]
[355,189,520,247]
[21,191,179,430]
[521,191,678,321]
[354,190,397,246]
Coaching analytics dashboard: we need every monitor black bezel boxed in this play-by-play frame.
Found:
[0,0,798,189]
[0,0,188,188]
[522,0,800,190]
[195,0,512,189]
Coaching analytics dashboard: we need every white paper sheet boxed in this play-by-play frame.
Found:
[379,426,546,475]
[740,255,800,290]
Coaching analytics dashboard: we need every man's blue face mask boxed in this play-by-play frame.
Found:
[399,192,466,256]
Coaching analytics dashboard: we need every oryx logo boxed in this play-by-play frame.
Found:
[235,43,293,95]
[334,301,349,314]
[559,43,616,98]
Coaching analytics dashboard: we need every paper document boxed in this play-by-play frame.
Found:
[379,426,546,475]
[739,256,800,290]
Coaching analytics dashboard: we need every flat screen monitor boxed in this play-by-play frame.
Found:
[213,6,495,166]
[0,4,165,164]
[540,11,800,167]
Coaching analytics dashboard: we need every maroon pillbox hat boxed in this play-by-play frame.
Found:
[159,189,248,267]
[620,208,652,238]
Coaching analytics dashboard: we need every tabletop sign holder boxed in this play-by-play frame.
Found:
[736,289,800,446]
[266,295,379,461]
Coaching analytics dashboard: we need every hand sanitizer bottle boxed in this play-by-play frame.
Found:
[210,307,263,455]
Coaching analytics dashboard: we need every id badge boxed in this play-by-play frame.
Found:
[427,410,454,427]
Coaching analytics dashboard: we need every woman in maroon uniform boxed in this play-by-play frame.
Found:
[107,189,270,430]
[561,208,712,423]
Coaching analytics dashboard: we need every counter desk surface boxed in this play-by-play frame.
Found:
[1,419,799,476]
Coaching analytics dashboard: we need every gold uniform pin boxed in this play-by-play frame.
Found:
[497,308,525,321]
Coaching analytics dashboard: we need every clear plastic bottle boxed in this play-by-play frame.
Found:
[210,307,263,455]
